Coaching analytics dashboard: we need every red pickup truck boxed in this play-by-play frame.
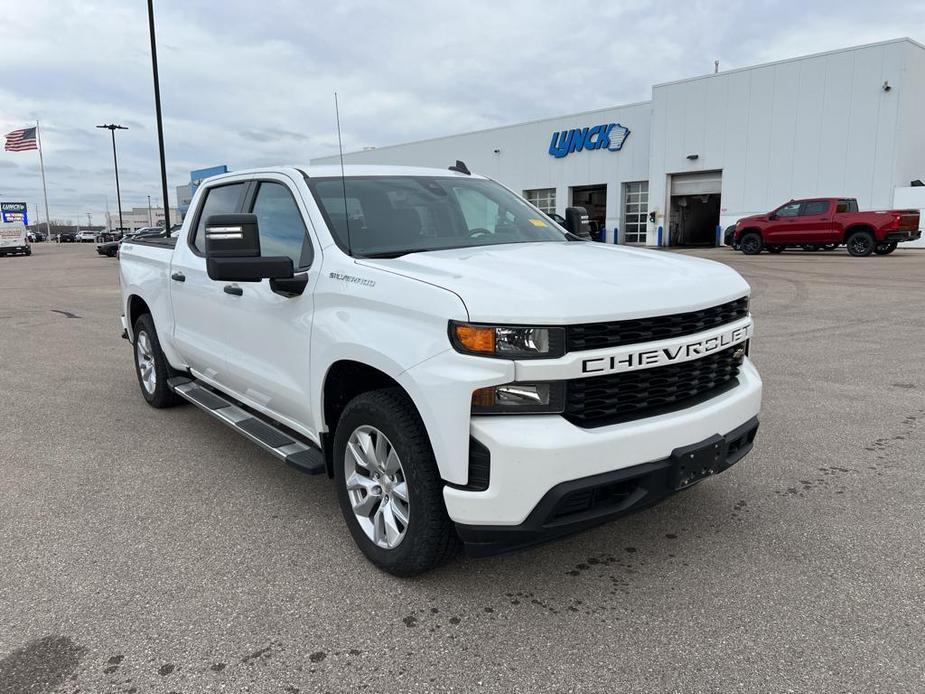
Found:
[733,198,921,256]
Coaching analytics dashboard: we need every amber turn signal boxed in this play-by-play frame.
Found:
[454,324,495,354]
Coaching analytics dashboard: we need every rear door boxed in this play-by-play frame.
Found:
[796,199,835,243]
[169,180,249,382]
[217,174,319,433]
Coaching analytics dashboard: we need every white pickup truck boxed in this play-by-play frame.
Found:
[119,164,762,575]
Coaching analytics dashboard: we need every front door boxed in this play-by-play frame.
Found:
[170,181,249,381]
[764,201,803,244]
[218,176,319,435]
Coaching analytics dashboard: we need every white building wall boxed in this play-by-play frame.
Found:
[649,39,916,244]
[313,38,924,248]
[314,102,653,236]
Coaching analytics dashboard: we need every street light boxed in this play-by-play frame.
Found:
[148,0,171,234]
[96,123,128,231]
[147,195,152,226]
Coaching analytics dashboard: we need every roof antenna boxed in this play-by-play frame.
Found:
[334,92,353,255]
[449,160,471,175]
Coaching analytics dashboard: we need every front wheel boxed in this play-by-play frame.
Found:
[334,389,458,576]
[874,242,897,255]
[740,232,763,255]
[846,230,875,257]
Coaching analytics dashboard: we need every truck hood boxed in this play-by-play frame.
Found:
[358,242,750,323]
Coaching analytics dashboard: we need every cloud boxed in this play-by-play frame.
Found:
[0,0,920,221]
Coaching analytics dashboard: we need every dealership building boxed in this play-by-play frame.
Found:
[313,38,925,248]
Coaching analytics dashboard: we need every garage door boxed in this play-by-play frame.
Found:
[671,171,722,196]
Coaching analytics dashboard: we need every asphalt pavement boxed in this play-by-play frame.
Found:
[1,242,923,693]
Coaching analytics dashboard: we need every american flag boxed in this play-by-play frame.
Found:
[4,127,38,152]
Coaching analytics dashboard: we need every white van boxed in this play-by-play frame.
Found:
[0,222,31,256]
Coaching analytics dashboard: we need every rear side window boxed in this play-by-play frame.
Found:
[190,183,247,253]
[801,200,830,216]
[836,199,858,213]
[250,181,313,268]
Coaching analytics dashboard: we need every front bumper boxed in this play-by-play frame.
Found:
[457,416,759,556]
[443,358,762,527]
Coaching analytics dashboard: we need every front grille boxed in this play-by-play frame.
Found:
[566,297,749,352]
[564,345,744,428]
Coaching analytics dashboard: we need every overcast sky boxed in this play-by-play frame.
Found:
[0,0,922,224]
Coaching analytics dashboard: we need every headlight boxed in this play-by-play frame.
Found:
[471,381,566,415]
[449,322,566,359]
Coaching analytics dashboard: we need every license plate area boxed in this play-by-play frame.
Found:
[671,434,726,490]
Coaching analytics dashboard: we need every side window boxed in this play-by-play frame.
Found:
[776,202,802,218]
[801,200,830,216]
[191,183,247,253]
[251,181,312,268]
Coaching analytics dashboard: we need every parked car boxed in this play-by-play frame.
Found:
[118,164,762,575]
[57,230,78,243]
[97,240,120,257]
[27,230,46,242]
[78,230,97,243]
[734,198,921,256]
[0,222,31,256]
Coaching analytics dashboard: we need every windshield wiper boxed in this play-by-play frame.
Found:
[360,247,450,259]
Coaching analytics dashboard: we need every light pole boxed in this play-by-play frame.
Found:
[96,123,128,231]
[147,0,171,235]
[147,195,152,226]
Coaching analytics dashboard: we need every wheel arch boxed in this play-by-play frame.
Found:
[320,359,424,478]
[842,224,875,242]
[126,294,151,340]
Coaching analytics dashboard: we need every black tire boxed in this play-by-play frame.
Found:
[846,230,875,257]
[740,232,763,255]
[767,245,784,254]
[334,388,458,576]
[874,242,897,256]
[107,248,117,258]
[132,313,181,408]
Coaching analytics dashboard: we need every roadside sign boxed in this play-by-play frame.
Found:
[1,202,28,225]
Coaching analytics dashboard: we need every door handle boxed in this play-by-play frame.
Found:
[224,284,243,296]
[171,272,186,282]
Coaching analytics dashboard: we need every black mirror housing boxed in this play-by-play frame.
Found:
[207,256,294,282]
[564,206,592,239]
[204,213,260,257]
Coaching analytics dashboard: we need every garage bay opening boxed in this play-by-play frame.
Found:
[570,184,607,237]
[669,171,722,246]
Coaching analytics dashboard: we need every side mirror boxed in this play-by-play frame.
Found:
[204,213,294,282]
[564,206,592,239]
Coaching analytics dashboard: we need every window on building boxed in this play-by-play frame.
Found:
[250,181,313,268]
[622,181,648,244]
[800,200,830,216]
[523,188,556,214]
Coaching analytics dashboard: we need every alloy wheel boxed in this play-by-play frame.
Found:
[135,331,157,394]
[343,425,410,549]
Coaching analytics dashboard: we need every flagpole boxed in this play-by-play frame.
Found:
[36,121,52,239]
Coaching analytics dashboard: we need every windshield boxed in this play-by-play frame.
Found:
[306,175,568,257]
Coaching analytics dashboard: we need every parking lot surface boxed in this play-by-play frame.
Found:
[1,243,923,693]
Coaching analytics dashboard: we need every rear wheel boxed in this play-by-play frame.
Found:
[132,313,181,408]
[874,242,897,255]
[334,389,458,576]
[846,230,875,257]
[740,232,763,255]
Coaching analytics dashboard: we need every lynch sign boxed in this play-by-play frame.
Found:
[1,202,28,225]
[548,123,630,159]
